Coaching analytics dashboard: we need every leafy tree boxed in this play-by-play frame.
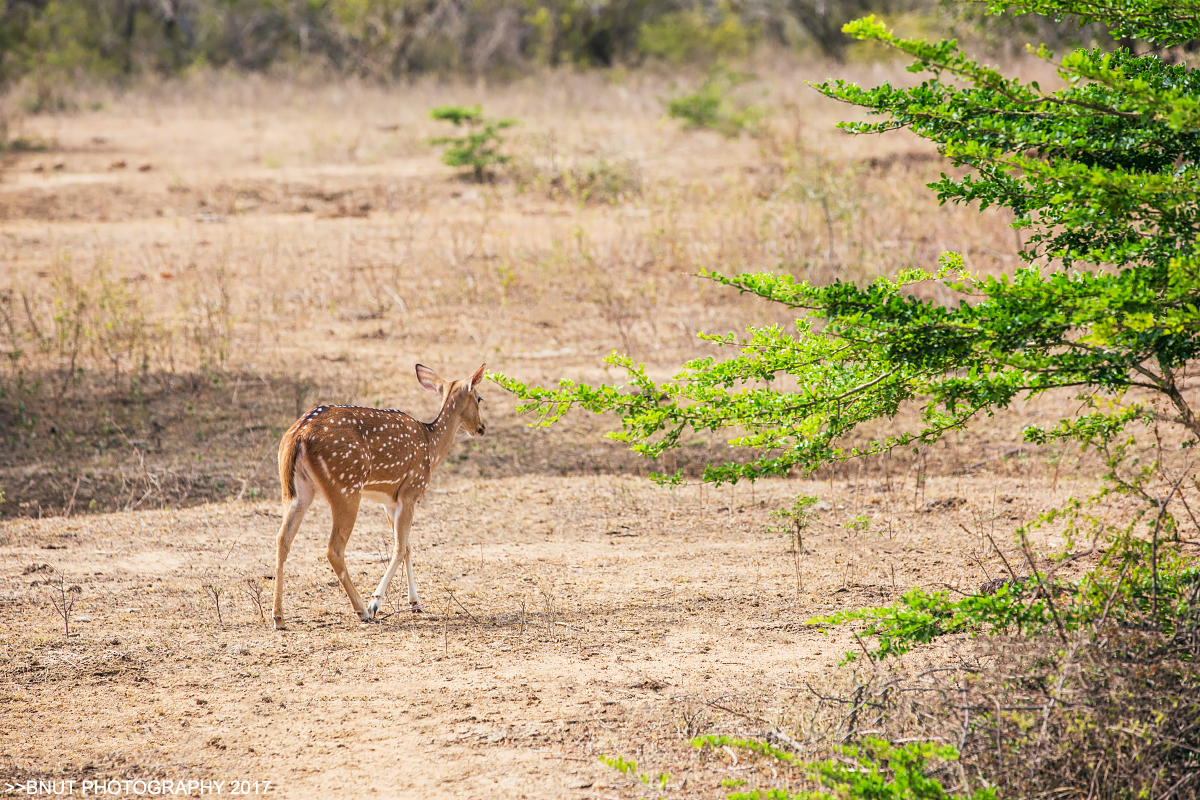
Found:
[428,105,517,183]
[502,4,1200,797]
[497,0,1200,489]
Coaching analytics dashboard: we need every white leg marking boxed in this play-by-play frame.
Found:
[406,546,422,612]
[367,501,405,621]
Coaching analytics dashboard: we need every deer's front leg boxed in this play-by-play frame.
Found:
[395,502,422,613]
[406,548,422,613]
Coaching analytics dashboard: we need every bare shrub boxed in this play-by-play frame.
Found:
[242,577,268,623]
[42,573,81,636]
[203,583,226,625]
[807,615,1200,800]
[512,133,641,203]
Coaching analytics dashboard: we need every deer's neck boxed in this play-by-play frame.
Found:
[425,395,463,472]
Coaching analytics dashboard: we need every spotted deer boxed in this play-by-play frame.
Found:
[272,364,486,629]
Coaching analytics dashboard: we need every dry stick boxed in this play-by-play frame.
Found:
[952,447,1022,476]
[957,688,973,796]
[446,588,479,624]
[963,534,994,582]
[544,592,556,639]
[1085,760,1103,800]
[994,696,1005,774]
[1038,632,1085,745]
[1150,474,1186,616]
[852,631,877,669]
[898,452,919,505]
[940,582,983,598]
[1173,490,1200,541]
[974,525,1020,586]
[703,697,770,727]
[793,522,803,595]
[821,196,835,263]
[65,472,83,518]
[243,578,266,622]
[443,598,450,657]
[1017,537,1067,643]
[1117,728,1200,757]
[47,575,76,636]
[1161,769,1200,800]
[842,684,867,741]
[221,526,246,562]
[1040,529,1105,587]
[205,584,224,624]
[1093,559,1132,635]
[799,666,976,702]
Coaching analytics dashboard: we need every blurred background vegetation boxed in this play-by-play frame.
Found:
[0,0,1116,104]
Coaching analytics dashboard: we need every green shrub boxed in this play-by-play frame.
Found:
[666,65,767,137]
[428,105,517,182]
[548,157,642,203]
[597,754,669,792]
[802,548,1200,799]
[687,736,996,799]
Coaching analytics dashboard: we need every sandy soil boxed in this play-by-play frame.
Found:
[0,471,1084,798]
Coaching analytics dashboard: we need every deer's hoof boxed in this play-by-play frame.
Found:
[273,616,286,631]
[410,602,423,614]
[365,599,382,620]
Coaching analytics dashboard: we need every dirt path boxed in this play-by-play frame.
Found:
[0,473,1077,798]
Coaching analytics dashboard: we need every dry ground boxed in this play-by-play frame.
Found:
[0,64,1077,517]
[1,473,1088,798]
[0,63,1103,798]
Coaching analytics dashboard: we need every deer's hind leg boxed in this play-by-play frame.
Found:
[327,492,369,621]
[273,462,316,630]
[366,498,409,621]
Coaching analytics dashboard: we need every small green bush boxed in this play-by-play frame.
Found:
[666,66,767,138]
[550,157,642,203]
[428,105,517,182]
[598,754,669,792]
[688,736,996,800]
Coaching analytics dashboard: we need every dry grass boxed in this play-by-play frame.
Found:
[0,62,1079,517]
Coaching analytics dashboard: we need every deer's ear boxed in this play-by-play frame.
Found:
[469,364,487,390]
[415,364,443,393]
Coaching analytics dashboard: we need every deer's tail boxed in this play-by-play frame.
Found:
[279,430,302,503]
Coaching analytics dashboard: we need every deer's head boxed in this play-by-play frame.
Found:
[416,363,487,437]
